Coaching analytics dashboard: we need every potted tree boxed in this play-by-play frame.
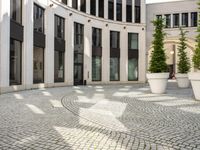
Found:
[188,2,200,100]
[147,18,169,94]
[176,28,191,88]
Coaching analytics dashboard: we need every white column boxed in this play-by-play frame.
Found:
[0,0,10,89]
[44,6,54,86]
[23,0,34,89]
[68,0,72,7]
[65,16,74,85]
[102,26,110,83]
[104,0,108,19]
[179,13,182,27]
[84,23,92,83]
[114,0,117,21]
[171,14,173,28]
[96,0,99,17]
[120,30,128,82]
[188,12,191,27]
[141,0,145,24]
[78,0,81,11]
[122,0,126,22]
[86,0,90,14]
[132,0,135,23]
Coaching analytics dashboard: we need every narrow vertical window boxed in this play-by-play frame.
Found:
[182,13,188,27]
[126,0,132,22]
[164,14,171,28]
[191,12,198,27]
[117,0,122,21]
[135,0,141,23]
[173,14,179,28]
[81,0,86,12]
[108,0,114,20]
[99,0,104,18]
[34,4,45,33]
[72,0,78,9]
[90,0,96,16]
[10,0,22,24]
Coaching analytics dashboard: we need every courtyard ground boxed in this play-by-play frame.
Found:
[0,82,200,150]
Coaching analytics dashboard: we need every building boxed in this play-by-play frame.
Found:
[0,0,146,94]
[146,0,198,78]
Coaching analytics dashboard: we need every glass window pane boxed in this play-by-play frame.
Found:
[92,28,102,47]
[128,58,138,81]
[10,0,22,24]
[164,14,171,28]
[108,0,114,20]
[92,56,101,81]
[135,0,141,23]
[110,31,120,49]
[117,0,122,21]
[62,0,67,5]
[72,0,78,9]
[99,0,104,18]
[33,47,44,83]
[81,0,86,12]
[182,13,188,27]
[110,57,119,81]
[126,0,132,22]
[90,0,96,15]
[173,14,179,28]
[191,12,197,27]
[55,15,65,39]
[34,4,45,33]
[128,33,138,50]
[10,39,22,85]
[55,51,64,82]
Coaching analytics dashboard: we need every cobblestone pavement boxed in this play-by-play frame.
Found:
[0,83,200,150]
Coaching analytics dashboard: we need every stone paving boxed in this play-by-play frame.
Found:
[0,83,200,150]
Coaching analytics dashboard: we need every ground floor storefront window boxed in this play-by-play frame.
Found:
[54,51,64,82]
[92,56,101,81]
[128,58,138,81]
[110,57,119,81]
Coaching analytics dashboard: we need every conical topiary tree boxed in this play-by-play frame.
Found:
[193,1,200,70]
[177,28,190,73]
[149,18,168,73]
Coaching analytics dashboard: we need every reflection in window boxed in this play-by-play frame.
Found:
[128,58,138,81]
[110,58,119,81]
[55,15,65,39]
[126,0,132,22]
[128,33,138,50]
[164,14,171,28]
[34,4,45,33]
[117,0,122,21]
[173,14,179,28]
[10,39,22,85]
[191,12,197,27]
[92,28,102,47]
[92,56,101,81]
[10,0,22,24]
[135,0,141,23]
[182,13,188,27]
[55,51,64,82]
[108,0,114,20]
[110,31,120,49]
[33,46,44,83]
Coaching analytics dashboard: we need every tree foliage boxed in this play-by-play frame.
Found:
[149,18,168,73]
[177,28,190,73]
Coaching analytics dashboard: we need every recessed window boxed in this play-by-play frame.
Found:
[61,0,67,5]
[128,33,138,50]
[34,4,45,33]
[80,0,86,12]
[54,51,65,82]
[182,13,188,27]
[55,15,65,39]
[10,0,22,24]
[164,14,171,28]
[110,31,120,49]
[173,14,179,28]
[90,0,96,16]
[92,28,102,47]
[127,0,132,22]
[92,56,102,81]
[135,0,141,23]
[191,12,197,27]
[117,0,122,21]
[99,0,104,18]
[72,0,78,9]
[108,0,114,20]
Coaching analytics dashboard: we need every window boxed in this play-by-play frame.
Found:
[156,15,162,19]
[108,0,114,20]
[55,15,65,39]
[90,0,96,16]
[182,13,188,27]
[191,12,198,27]
[99,0,104,18]
[34,4,45,33]
[117,0,122,21]
[92,28,102,47]
[74,23,84,46]
[10,39,22,85]
[80,0,86,12]
[135,0,141,23]
[173,14,179,28]
[126,0,132,22]
[164,14,171,28]
[72,0,78,9]
[128,33,138,81]
[33,46,44,84]
[10,0,22,24]
[55,51,64,82]
[110,58,120,81]
[62,0,67,5]
[92,56,102,81]
[110,31,120,49]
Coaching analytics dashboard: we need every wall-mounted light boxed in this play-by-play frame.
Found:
[69,13,73,16]
[142,28,145,30]
[49,4,54,7]
[106,24,108,27]
[124,26,126,29]
[88,19,91,23]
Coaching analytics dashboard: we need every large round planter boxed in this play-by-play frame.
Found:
[188,72,200,100]
[176,73,190,88]
[146,73,169,94]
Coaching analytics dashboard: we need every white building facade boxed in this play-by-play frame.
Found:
[0,0,146,94]
[146,0,198,78]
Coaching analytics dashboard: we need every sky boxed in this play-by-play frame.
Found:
[146,0,183,4]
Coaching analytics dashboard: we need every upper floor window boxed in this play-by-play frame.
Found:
[182,13,188,27]
[173,14,179,28]
[110,31,120,49]
[164,14,171,28]
[117,0,122,21]
[92,28,102,47]
[108,0,114,20]
[135,0,141,23]
[128,33,138,50]
[126,0,132,22]
[191,12,197,27]
[10,0,22,24]
[81,0,86,12]
[156,15,162,19]
[34,4,45,33]
[55,15,65,39]
[61,0,67,5]
[99,0,104,18]
[90,0,96,16]
[72,0,78,9]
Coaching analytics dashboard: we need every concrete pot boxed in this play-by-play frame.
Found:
[188,72,200,100]
[176,73,190,88]
[146,73,169,94]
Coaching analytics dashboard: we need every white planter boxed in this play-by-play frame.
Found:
[176,73,190,88]
[146,73,169,94]
[188,72,200,100]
